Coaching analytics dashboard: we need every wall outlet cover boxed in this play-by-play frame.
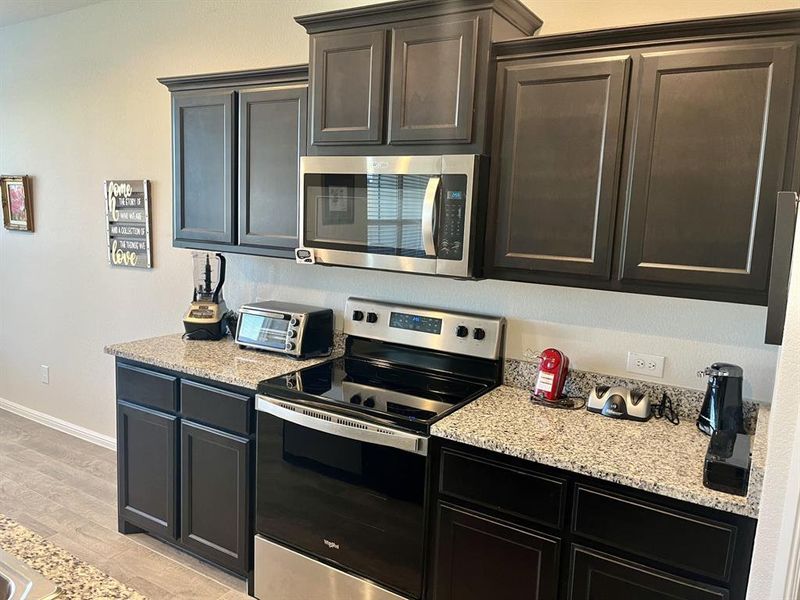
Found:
[40,365,49,385]
[626,351,665,378]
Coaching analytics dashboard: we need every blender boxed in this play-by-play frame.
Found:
[183,252,228,340]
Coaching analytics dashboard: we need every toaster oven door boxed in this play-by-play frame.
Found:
[236,311,290,351]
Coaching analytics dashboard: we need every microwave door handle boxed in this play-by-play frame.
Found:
[422,176,441,257]
[256,396,428,456]
[765,191,799,345]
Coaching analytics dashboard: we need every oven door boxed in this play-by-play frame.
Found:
[300,155,478,277]
[255,395,428,599]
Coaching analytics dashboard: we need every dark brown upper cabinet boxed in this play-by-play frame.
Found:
[619,40,797,295]
[486,54,630,279]
[487,11,800,306]
[310,29,385,145]
[171,90,236,245]
[159,66,308,258]
[238,86,307,255]
[296,0,543,156]
[388,18,478,144]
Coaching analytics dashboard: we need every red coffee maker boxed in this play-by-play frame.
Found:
[533,348,570,402]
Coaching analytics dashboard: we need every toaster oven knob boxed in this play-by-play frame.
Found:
[473,328,486,340]
[352,310,364,322]
[455,325,469,338]
[285,342,296,352]
[366,312,379,324]
[290,317,300,327]
[287,330,297,339]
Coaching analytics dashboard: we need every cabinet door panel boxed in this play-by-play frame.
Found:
[310,30,385,145]
[173,91,235,244]
[568,545,728,600]
[490,55,630,277]
[239,86,306,252]
[621,41,797,291]
[389,18,477,144]
[117,401,177,539]
[433,503,558,600]
[180,420,250,575]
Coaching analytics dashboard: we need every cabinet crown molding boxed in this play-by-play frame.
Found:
[494,8,800,57]
[295,0,542,36]
[158,64,309,92]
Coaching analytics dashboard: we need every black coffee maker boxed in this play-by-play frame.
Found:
[696,363,745,436]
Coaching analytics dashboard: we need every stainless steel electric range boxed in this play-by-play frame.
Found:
[253,298,505,600]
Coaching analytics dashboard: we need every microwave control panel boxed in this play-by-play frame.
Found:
[438,175,468,261]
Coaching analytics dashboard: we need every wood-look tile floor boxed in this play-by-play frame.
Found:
[0,409,251,600]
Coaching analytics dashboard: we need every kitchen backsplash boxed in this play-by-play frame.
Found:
[504,358,759,432]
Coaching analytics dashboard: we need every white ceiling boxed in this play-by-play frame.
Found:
[0,0,105,28]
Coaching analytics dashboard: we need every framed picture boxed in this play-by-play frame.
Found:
[1,175,34,232]
[321,185,355,226]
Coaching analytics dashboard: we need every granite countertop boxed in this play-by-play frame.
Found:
[431,385,767,518]
[105,333,339,390]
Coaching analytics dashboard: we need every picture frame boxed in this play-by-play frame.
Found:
[1,175,34,232]
[321,185,355,226]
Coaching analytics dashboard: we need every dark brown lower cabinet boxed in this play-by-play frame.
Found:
[568,546,728,600]
[431,439,756,600]
[116,361,254,579]
[117,400,178,540]
[180,420,250,575]
[432,503,559,600]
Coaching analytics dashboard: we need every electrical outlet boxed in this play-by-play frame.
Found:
[40,365,49,385]
[626,352,665,378]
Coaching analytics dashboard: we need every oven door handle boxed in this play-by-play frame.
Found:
[422,176,441,257]
[256,396,429,456]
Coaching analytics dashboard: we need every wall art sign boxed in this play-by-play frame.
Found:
[1,175,34,232]
[105,179,152,269]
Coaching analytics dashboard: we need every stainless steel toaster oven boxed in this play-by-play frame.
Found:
[235,301,334,359]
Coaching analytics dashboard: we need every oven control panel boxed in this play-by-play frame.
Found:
[344,298,505,360]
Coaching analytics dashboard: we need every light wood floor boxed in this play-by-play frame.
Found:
[0,408,251,600]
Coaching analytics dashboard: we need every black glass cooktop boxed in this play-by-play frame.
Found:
[258,355,492,432]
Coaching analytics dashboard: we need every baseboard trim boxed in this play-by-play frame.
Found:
[0,396,116,451]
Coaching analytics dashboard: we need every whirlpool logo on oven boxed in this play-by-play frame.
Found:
[323,539,340,550]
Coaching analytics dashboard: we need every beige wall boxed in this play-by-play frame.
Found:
[2,1,799,598]
[1,0,795,436]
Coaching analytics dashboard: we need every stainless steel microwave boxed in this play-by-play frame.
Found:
[300,155,483,278]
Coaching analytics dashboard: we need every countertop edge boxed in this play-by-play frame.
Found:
[431,386,767,520]
[105,345,259,391]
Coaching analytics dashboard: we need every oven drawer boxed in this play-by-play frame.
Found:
[116,363,178,413]
[439,448,566,529]
[181,380,251,436]
[572,485,738,581]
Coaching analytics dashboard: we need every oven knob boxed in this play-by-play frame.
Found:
[473,328,486,341]
[287,330,297,339]
[366,312,379,324]
[364,397,376,408]
[285,342,296,351]
[290,317,300,326]
[352,310,364,321]
[350,394,362,405]
[456,325,469,338]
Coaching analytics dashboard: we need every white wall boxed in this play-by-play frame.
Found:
[0,0,794,436]
[748,214,800,600]
[3,1,800,598]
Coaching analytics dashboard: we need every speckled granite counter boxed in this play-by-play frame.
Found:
[0,515,145,599]
[105,333,341,390]
[431,385,767,518]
